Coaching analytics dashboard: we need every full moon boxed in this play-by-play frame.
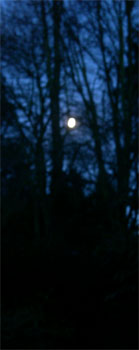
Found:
[67,117,76,128]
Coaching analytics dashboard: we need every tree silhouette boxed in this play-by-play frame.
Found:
[1,1,138,349]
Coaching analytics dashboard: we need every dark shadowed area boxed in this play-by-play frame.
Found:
[1,0,138,349]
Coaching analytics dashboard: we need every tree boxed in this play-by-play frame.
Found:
[1,0,138,247]
[63,0,138,242]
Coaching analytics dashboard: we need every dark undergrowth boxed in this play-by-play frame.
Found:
[2,236,138,349]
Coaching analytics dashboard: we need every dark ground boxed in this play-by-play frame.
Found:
[2,235,138,349]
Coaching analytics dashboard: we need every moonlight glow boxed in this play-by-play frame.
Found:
[67,117,76,128]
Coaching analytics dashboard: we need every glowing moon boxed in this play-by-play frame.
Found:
[67,117,76,128]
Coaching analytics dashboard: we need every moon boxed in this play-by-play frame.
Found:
[67,117,76,128]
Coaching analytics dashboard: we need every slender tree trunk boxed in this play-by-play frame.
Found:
[33,141,47,240]
[50,0,63,197]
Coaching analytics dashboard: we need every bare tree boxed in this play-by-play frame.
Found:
[63,0,138,239]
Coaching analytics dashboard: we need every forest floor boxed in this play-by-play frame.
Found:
[2,246,138,349]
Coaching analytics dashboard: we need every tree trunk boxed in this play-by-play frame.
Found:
[50,0,63,197]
